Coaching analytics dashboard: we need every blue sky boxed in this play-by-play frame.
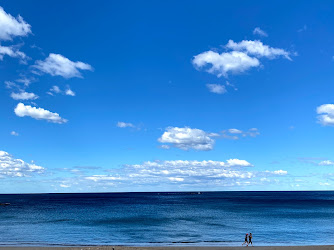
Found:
[1,0,334,193]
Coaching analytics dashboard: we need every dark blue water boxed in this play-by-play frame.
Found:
[0,191,333,246]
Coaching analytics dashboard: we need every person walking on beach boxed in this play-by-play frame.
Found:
[242,233,248,246]
[248,233,253,246]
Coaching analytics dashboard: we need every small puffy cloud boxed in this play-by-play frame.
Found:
[65,88,75,96]
[158,127,219,151]
[193,40,292,78]
[228,128,242,134]
[0,6,31,41]
[319,182,330,186]
[10,91,38,100]
[264,170,288,175]
[206,84,226,94]
[60,184,71,188]
[0,150,44,177]
[85,175,122,182]
[0,45,28,62]
[50,85,61,94]
[226,159,252,167]
[193,50,260,77]
[10,131,19,136]
[318,160,334,166]
[226,40,291,60]
[47,85,75,97]
[317,104,334,126]
[168,177,184,182]
[253,27,268,37]
[14,103,67,124]
[222,128,260,140]
[272,170,288,175]
[159,127,258,150]
[117,121,135,128]
[33,53,93,78]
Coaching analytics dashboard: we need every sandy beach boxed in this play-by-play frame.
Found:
[1,246,334,250]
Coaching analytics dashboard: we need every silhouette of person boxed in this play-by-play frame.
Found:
[242,233,248,246]
[248,233,253,246]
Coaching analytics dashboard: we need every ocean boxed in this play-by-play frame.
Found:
[0,191,333,247]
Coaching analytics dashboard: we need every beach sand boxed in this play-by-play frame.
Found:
[1,246,334,250]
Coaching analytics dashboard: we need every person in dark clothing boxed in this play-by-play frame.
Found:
[248,233,253,246]
[242,233,248,246]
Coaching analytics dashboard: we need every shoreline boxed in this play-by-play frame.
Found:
[1,246,334,250]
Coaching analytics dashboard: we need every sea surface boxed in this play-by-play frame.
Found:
[0,191,333,247]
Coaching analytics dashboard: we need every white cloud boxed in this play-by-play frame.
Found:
[5,81,17,89]
[317,104,334,126]
[0,7,31,41]
[14,103,67,124]
[85,159,254,186]
[193,50,260,77]
[193,40,292,78]
[226,159,252,167]
[318,160,334,166]
[158,127,219,151]
[60,184,70,188]
[10,131,18,136]
[58,159,288,190]
[65,88,75,96]
[0,150,44,177]
[0,45,27,62]
[10,91,38,100]
[33,53,93,78]
[319,182,330,186]
[5,77,34,90]
[226,40,291,60]
[50,85,61,94]
[159,127,258,150]
[47,85,76,97]
[264,170,288,176]
[85,175,122,182]
[222,128,260,140]
[206,84,226,94]
[272,170,288,175]
[168,177,184,182]
[16,76,33,87]
[228,128,242,134]
[117,121,135,128]
[253,27,268,37]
